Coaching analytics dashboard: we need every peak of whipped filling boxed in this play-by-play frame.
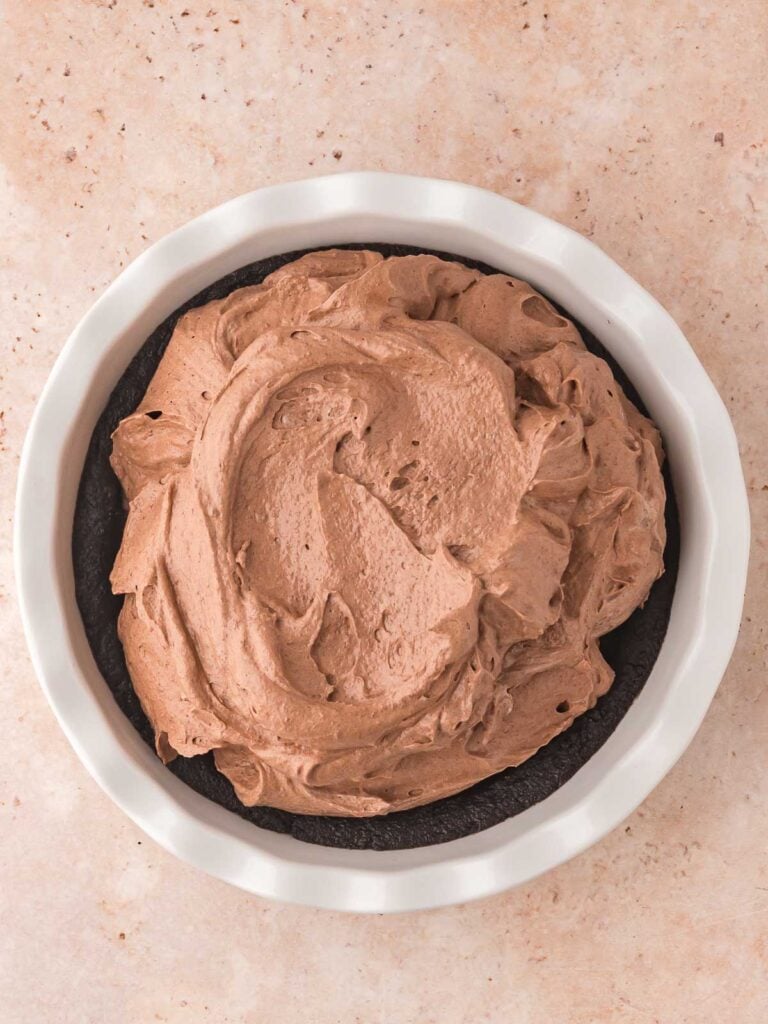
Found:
[110,250,666,816]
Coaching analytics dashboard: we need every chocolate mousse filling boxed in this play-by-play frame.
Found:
[73,244,678,850]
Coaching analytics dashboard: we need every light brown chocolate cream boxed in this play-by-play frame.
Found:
[110,250,666,816]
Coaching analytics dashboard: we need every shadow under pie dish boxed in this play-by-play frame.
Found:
[16,174,748,910]
[73,243,676,850]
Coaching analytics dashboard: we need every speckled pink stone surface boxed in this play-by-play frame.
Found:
[1,2,767,1020]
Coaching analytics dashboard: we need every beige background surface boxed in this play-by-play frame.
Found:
[1,2,767,1021]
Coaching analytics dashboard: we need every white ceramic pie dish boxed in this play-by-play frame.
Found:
[15,172,749,913]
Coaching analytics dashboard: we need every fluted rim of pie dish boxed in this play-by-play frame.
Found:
[15,173,750,913]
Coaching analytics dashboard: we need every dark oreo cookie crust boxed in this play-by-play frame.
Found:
[73,243,679,851]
